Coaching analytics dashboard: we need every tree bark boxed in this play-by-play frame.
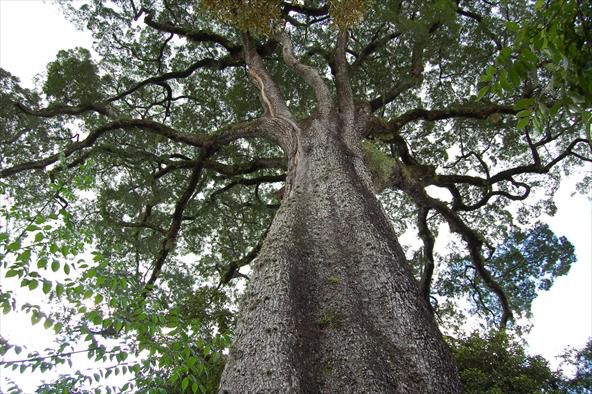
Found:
[219,114,460,393]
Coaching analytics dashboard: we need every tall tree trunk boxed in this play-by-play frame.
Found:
[219,116,460,393]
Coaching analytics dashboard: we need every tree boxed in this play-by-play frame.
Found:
[0,0,590,392]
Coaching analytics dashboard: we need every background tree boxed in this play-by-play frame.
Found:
[0,0,590,392]
[559,338,592,393]
[450,330,562,393]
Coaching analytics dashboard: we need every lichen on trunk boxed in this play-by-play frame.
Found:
[219,116,460,393]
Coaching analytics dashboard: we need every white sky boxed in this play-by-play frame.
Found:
[0,0,591,391]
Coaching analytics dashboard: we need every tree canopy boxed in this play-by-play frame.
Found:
[0,0,590,392]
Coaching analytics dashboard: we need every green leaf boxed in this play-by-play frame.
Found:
[63,263,71,275]
[31,313,41,325]
[94,294,103,304]
[7,241,20,252]
[55,283,64,297]
[42,281,52,294]
[34,216,46,224]
[37,258,48,269]
[51,260,60,272]
[5,270,19,278]
[182,377,190,391]
[517,117,530,129]
[34,232,44,243]
[476,86,489,101]
[28,279,39,290]
[514,98,535,110]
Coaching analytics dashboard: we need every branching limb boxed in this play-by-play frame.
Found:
[280,32,332,116]
[350,30,402,71]
[432,138,590,210]
[1,117,269,179]
[389,163,513,327]
[143,158,207,293]
[107,56,242,103]
[204,157,286,176]
[368,23,438,112]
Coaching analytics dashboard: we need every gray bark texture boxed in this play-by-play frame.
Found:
[219,114,461,393]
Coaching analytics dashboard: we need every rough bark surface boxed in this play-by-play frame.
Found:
[219,115,460,393]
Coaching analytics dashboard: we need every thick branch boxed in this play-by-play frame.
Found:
[144,11,239,53]
[334,31,355,124]
[417,207,436,310]
[280,32,332,116]
[243,35,291,120]
[209,174,286,201]
[387,103,516,132]
[15,102,115,118]
[143,159,207,292]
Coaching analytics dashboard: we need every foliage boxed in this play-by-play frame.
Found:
[450,330,561,393]
[560,338,592,393]
[0,0,590,391]
[43,48,104,104]
[436,223,576,326]
[480,0,592,137]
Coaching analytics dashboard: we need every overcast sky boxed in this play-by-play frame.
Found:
[0,0,590,391]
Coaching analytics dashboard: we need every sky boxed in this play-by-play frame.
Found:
[0,0,591,391]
